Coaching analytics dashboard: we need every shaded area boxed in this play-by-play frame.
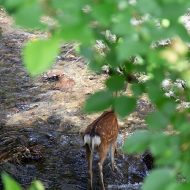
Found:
[0,125,149,190]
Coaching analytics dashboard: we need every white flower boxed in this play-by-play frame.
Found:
[165,91,175,98]
[174,79,186,90]
[105,30,117,43]
[161,79,172,90]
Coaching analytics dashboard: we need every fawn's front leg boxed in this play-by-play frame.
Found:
[98,144,109,190]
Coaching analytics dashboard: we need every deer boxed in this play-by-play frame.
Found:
[83,110,120,190]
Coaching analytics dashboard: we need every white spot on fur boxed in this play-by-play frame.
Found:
[84,134,91,145]
[84,134,101,146]
[93,135,101,146]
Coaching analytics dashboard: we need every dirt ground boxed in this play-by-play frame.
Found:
[0,10,154,190]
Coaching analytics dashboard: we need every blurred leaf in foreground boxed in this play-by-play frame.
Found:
[85,90,113,113]
[2,173,22,190]
[23,37,60,76]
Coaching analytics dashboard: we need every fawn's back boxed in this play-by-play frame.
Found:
[84,110,119,145]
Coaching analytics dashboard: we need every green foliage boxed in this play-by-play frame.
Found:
[142,169,175,190]
[112,10,133,36]
[23,37,60,76]
[116,36,149,61]
[1,0,190,189]
[114,96,136,117]
[122,130,151,153]
[92,2,117,27]
[2,173,22,190]
[28,181,44,190]
[172,183,190,190]
[106,75,125,92]
[137,0,161,16]
[146,111,169,129]
[13,3,42,28]
[84,90,113,113]
[131,83,145,97]
[151,133,180,165]
[1,173,44,190]
[4,0,43,28]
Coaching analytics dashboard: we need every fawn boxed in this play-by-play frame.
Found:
[83,110,120,190]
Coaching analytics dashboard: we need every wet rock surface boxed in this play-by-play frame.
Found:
[0,10,153,189]
[0,126,150,190]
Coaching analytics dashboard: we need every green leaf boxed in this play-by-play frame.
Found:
[116,36,149,61]
[114,96,136,117]
[0,0,3,4]
[173,23,190,42]
[53,0,93,43]
[79,45,93,60]
[146,111,169,129]
[178,184,190,190]
[142,169,175,190]
[4,0,23,11]
[173,113,189,132]
[51,0,82,10]
[181,162,190,179]
[112,10,134,36]
[23,37,60,76]
[159,100,176,117]
[2,173,22,190]
[150,133,168,156]
[92,2,117,27]
[146,80,166,105]
[85,90,113,113]
[29,180,44,190]
[106,75,125,92]
[137,0,161,16]
[131,83,145,97]
[171,183,190,190]
[13,2,43,28]
[60,24,93,43]
[182,70,190,88]
[150,133,180,165]
[160,2,190,22]
[167,182,190,190]
[88,56,106,72]
[122,130,151,153]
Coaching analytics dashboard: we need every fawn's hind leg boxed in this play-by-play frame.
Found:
[98,144,109,190]
[110,141,124,178]
[85,145,93,190]
[110,141,117,171]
